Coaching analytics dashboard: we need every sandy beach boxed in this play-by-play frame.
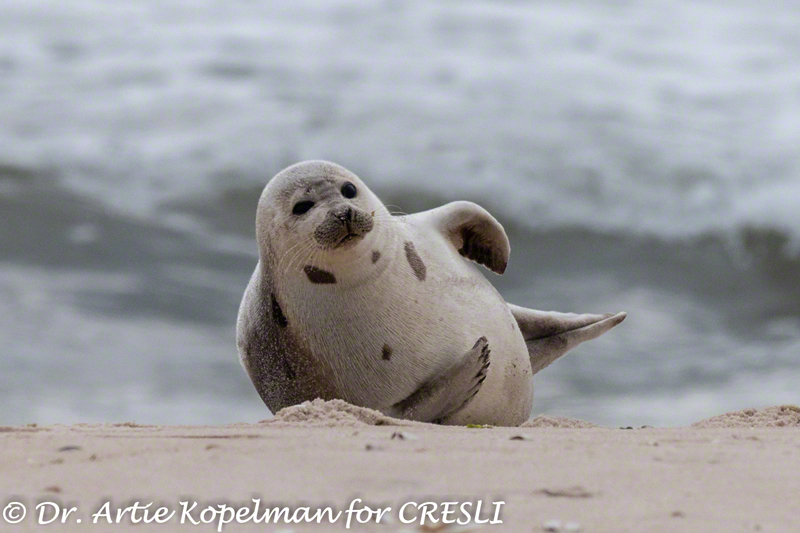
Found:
[2,401,799,533]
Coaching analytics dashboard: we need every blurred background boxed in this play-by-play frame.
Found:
[1,0,799,427]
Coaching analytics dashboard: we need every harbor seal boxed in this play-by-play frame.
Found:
[237,160,626,426]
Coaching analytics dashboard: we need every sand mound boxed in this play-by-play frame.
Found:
[692,405,800,428]
[270,400,601,428]
[522,415,599,429]
[269,399,413,427]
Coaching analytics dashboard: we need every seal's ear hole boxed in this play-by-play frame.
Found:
[341,182,358,199]
[292,201,315,215]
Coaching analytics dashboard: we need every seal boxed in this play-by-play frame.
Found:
[237,160,626,426]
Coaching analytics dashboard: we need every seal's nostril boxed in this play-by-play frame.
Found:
[334,207,353,223]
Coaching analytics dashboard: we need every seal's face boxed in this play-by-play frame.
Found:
[257,161,388,278]
[291,177,375,250]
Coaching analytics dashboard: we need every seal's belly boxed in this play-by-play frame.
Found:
[291,232,533,424]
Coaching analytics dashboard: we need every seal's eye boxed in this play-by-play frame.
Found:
[341,182,357,199]
[292,201,315,215]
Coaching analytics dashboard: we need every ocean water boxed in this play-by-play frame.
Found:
[1,0,799,427]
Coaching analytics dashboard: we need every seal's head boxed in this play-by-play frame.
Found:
[256,161,391,281]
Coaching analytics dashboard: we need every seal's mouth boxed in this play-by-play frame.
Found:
[335,232,363,248]
[314,207,374,249]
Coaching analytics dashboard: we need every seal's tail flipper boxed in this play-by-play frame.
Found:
[508,304,626,375]
[388,337,491,423]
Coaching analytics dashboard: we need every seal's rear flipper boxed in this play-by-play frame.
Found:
[387,337,491,423]
[508,304,626,375]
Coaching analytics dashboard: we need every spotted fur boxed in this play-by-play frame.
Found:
[237,268,338,413]
[404,241,427,281]
[304,265,337,284]
[270,293,288,328]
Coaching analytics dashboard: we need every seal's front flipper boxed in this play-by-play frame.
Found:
[417,201,510,274]
[388,337,491,423]
[509,304,626,375]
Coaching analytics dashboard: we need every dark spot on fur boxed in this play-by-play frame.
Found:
[304,265,337,284]
[404,241,426,281]
[372,250,381,264]
[271,294,288,328]
[382,344,392,361]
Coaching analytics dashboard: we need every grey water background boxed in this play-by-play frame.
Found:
[2,0,799,427]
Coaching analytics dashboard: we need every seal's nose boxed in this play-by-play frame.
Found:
[334,207,353,223]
